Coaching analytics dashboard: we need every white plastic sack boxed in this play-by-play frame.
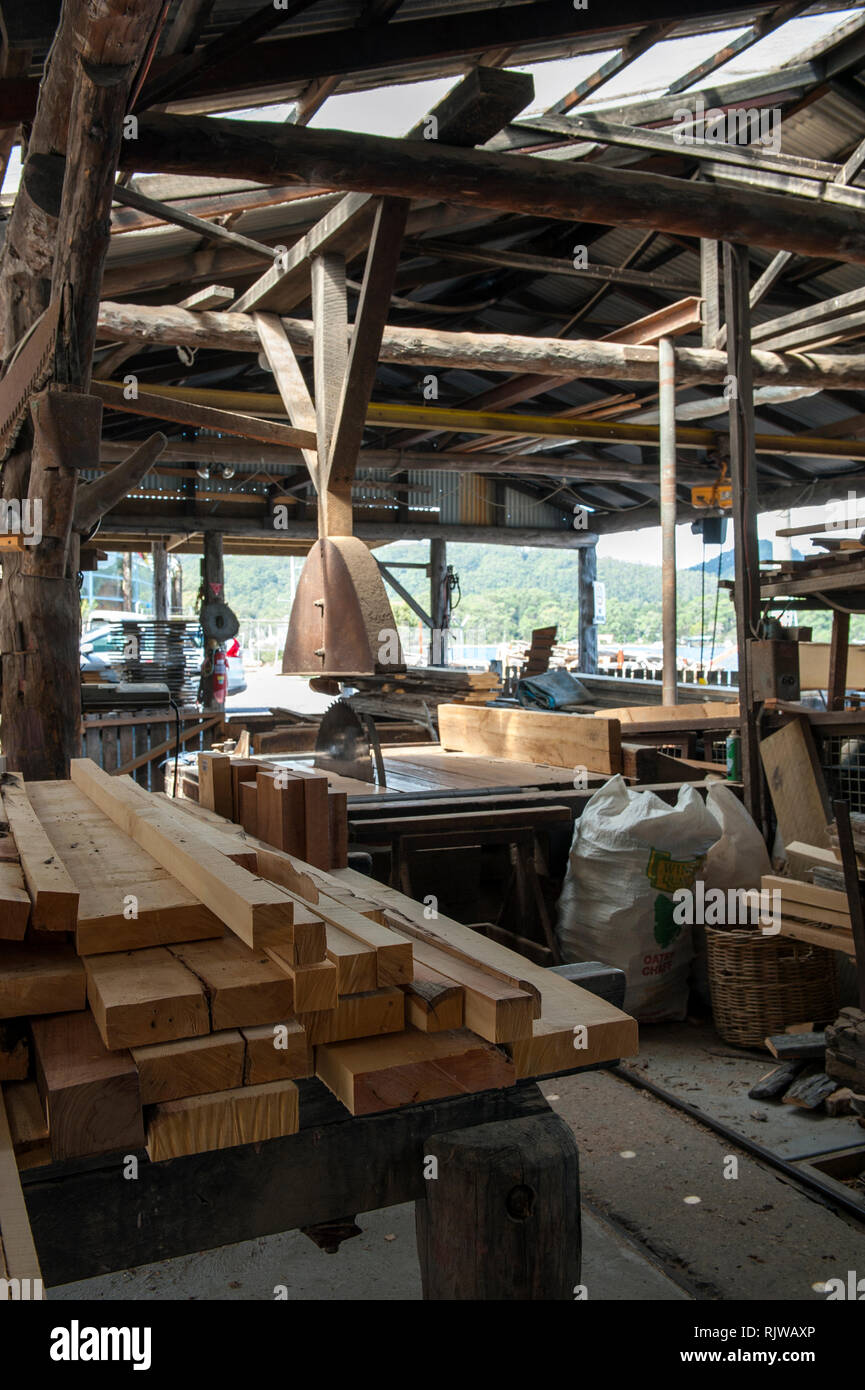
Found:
[703,781,771,891]
[690,781,772,1005]
[556,776,720,1022]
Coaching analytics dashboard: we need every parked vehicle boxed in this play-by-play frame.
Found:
[80,614,247,698]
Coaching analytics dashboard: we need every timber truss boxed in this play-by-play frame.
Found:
[5,1,865,554]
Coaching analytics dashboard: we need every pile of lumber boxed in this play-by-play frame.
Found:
[349,667,502,710]
[197,750,347,871]
[750,1023,865,1119]
[826,1007,865,1093]
[828,813,865,874]
[0,760,637,1176]
[521,626,557,678]
[762,872,857,956]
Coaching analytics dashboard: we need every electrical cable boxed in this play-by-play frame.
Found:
[168,694,181,797]
[699,531,706,676]
[709,542,723,668]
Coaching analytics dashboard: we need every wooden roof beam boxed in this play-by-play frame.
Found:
[491,64,819,150]
[97,514,601,547]
[134,1,754,107]
[404,237,696,293]
[111,181,276,260]
[95,298,865,393]
[233,67,534,315]
[122,112,865,265]
[506,111,846,187]
[136,0,321,110]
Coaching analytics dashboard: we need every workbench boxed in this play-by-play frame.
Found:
[21,957,626,1300]
[22,1074,584,1300]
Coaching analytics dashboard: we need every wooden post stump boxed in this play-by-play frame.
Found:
[415,1109,580,1300]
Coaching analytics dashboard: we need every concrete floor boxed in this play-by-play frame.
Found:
[50,1029,865,1302]
[628,1019,865,1161]
[51,1179,688,1302]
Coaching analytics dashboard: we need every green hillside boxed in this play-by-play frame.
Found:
[180,544,745,647]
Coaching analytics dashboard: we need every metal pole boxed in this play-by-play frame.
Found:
[578,542,598,674]
[152,541,168,619]
[724,241,763,826]
[200,531,224,711]
[429,537,448,666]
[659,335,677,705]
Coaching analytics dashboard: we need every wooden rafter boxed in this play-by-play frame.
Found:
[94,298,865,393]
[131,0,751,107]
[136,0,321,110]
[547,22,679,114]
[123,113,865,264]
[322,197,409,535]
[666,0,808,95]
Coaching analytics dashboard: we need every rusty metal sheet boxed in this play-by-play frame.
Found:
[282,536,405,677]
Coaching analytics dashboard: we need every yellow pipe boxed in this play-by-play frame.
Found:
[112,381,865,461]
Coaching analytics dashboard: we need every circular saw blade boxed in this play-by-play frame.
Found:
[313,699,374,782]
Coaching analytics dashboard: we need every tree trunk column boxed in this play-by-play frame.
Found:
[415,1110,581,1300]
[200,531,224,711]
[578,542,598,675]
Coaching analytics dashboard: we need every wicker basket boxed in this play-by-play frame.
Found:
[705,927,839,1047]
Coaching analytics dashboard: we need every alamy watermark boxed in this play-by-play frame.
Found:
[825,489,864,531]
[672,881,781,934]
[672,97,781,155]
[0,498,42,545]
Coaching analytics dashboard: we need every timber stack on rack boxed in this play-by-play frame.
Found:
[346,668,502,720]
[0,761,637,1174]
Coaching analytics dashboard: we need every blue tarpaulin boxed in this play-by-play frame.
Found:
[515,669,590,709]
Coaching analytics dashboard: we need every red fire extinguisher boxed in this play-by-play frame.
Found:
[212,647,228,704]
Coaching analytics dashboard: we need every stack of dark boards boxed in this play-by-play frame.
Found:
[749,1022,865,1117]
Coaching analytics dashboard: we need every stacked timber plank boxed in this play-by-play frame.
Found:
[521,626,557,677]
[763,872,857,956]
[351,667,501,706]
[438,702,623,775]
[828,813,865,875]
[198,750,347,870]
[0,760,637,1175]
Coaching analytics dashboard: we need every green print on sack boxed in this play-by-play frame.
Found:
[653,895,682,948]
[645,848,707,947]
[644,847,706,894]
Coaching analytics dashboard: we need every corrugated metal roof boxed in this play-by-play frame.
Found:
[63,0,865,538]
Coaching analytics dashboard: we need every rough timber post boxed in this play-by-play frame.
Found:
[200,531,225,712]
[152,542,168,620]
[0,0,163,779]
[415,1109,581,1300]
